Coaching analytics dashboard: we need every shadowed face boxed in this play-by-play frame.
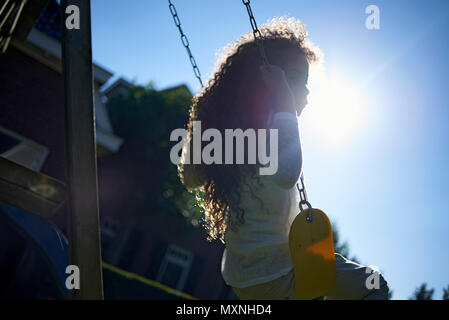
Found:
[281,51,310,115]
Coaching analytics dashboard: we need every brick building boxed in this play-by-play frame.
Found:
[0,0,232,299]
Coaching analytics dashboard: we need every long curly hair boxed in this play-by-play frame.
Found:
[180,17,320,242]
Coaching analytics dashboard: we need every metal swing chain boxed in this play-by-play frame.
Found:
[168,0,313,214]
[241,0,269,66]
[168,0,204,88]
[241,0,312,214]
[297,174,312,211]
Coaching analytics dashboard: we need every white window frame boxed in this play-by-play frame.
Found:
[156,244,193,292]
[0,125,49,172]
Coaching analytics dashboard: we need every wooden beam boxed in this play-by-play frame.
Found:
[0,156,66,224]
[61,0,103,300]
[12,0,49,40]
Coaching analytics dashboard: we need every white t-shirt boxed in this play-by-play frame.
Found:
[221,174,301,287]
[221,111,303,288]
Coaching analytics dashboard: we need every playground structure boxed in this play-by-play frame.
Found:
[0,0,103,299]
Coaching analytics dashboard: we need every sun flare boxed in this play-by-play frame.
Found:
[302,72,366,147]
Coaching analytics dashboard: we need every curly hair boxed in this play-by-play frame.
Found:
[180,17,321,243]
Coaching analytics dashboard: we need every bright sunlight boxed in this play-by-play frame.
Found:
[302,71,367,147]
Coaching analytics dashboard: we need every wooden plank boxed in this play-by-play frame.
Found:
[61,0,103,300]
[0,156,66,223]
[13,0,49,40]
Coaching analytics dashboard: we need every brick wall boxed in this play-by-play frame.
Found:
[0,46,66,181]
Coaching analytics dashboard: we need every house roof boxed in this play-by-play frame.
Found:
[102,77,133,99]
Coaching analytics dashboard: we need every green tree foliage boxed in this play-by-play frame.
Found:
[409,283,434,300]
[332,225,359,264]
[408,283,449,300]
[443,285,449,300]
[106,83,203,227]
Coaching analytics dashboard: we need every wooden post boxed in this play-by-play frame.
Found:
[61,0,103,300]
[0,157,66,224]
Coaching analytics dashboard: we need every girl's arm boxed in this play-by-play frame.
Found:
[268,111,302,189]
[260,64,303,189]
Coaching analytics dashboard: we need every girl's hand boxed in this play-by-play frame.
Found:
[260,64,297,115]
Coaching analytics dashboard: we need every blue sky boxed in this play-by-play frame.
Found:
[90,0,449,299]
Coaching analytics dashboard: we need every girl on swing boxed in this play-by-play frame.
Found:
[178,17,389,300]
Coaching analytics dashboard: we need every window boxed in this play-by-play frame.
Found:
[156,244,193,292]
[0,126,48,172]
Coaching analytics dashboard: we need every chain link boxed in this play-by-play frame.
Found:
[241,0,269,66]
[297,174,311,211]
[168,0,203,87]
[241,1,312,211]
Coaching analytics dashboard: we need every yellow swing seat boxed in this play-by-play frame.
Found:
[289,207,336,300]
